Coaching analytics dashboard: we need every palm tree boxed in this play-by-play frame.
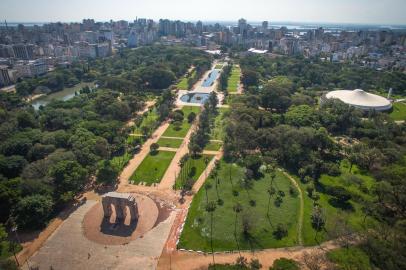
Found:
[228,163,234,187]
[204,156,210,178]
[204,183,212,204]
[206,201,217,267]
[267,185,276,217]
[233,203,243,258]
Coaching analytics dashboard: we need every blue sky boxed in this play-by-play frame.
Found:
[1,0,405,25]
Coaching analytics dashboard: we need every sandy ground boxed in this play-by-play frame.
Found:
[158,240,340,270]
[24,200,176,270]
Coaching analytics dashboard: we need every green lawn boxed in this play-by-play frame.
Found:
[163,106,201,138]
[132,108,159,135]
[227,66,241,93]
[215,64,224,69]
[130,150,176,186]
[297,160,376,246]
[389,102,406,121]
[175,154,214,189]
[327,247,372,270]
[210,108,229,140]
[204,141,223,151]
[157,137,183,148]
[179,160,301,251]
[177,70,196,89]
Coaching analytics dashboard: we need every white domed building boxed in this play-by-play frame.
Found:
[321,89,392,112]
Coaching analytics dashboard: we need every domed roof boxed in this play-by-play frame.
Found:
[325,89,392,111]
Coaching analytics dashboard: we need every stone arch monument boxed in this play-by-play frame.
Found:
[101,192,139,222]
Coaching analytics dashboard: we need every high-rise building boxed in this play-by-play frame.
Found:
[0,65,12,86]
[128,30,137,48]
[238,18,247,36]
[12,44,34,60]
[262,21,269,31]
[196,21,203,34]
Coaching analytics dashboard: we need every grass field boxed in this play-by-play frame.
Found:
[298,160,375,246]
[227,66,241,93]
[215,64,224,69]
[130,150,176,185]
[163,106,201,138]
[204,141,223,151]
[132,108,159,135]
[175,154,214,189]
[210,108,229,140]
[327,247,372,270]
[389,102,406,121]
[177,70,196,89]
[156,137,183,148]
[179,160,301,251]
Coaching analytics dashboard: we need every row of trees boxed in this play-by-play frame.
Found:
[217,64,232,92]
[188,92,218,157]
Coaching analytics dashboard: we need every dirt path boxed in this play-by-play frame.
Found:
[280,169,304,246]
[202,150,221,156]
[158,239,340,270]
[158,147,178,152]
[160,136,185,140]
[118,122,170,189]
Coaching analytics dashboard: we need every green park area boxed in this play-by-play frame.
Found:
[215,64,224,69]
[130,150,176,186]
[299,160,375,246]
[227,66,241,93]
[132,108,159,136]
[157,137,183,148]
[204,141,223,151]
[177,70,196,89]
[179,160,301,251]
[389,102,406,121]
[210,107,229,141]
[163,106,201,138]
[327,246,372,270]
[175,154,214,189]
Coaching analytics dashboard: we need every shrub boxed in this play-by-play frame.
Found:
[270,258,299,270]
[150,143,159,154]
[273,223,288,239]
[173,121,182,131]
[187,112,197,123]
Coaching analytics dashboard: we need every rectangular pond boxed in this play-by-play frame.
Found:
[201,70,220,87]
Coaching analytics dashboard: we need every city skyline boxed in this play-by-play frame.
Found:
[1,0,406,25]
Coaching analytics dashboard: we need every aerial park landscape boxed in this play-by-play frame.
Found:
[0,2,405,268]
[2,45,400,270]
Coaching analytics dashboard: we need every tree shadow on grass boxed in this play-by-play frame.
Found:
[328,198,354,212]
[242,233,264,251]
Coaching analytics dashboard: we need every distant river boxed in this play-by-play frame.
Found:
[31,82,95,110]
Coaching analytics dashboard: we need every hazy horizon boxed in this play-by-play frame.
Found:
[1,0,406,26]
